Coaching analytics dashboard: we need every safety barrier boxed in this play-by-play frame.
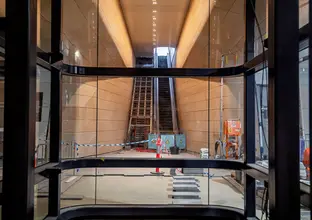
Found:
[61,140,149,147]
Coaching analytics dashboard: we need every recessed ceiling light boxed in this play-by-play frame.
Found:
[153,23,156,27]
[153,17,156,20]
[153,1,157,5]
[153,34,156,37]
[153,29,156,32]
[153,10,157,13]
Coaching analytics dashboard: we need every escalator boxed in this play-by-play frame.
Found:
[127,55,178,146]
[156,56,177,134]
[158,78,173,133]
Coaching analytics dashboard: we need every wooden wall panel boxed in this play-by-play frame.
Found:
[62,76,133,158]
[176,78,209,153]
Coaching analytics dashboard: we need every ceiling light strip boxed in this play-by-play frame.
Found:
[175,0,214,68]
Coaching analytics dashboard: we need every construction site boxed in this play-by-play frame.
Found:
[0,0,310,219]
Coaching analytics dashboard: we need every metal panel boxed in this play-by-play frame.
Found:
[175,134,186,149]
[161,135,175,148]
[2,0,37,219]
[268,0,300,219]
[148,133,157,149]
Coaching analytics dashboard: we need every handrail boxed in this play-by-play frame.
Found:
[61,63,246,77]
[52,205,245,220]
[53,158,246,171]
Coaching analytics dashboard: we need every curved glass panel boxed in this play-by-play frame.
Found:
[60,0,246,68]
[254,68,268,163]
[38,0,51,52]
[60,74,247,209]
[299,47,309,182]
[254,0,267,57]
[299,0,309,28]
[61,0,98,66]
[36,66,51,166]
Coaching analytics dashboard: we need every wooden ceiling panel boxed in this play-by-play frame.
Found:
[120,0,190,57]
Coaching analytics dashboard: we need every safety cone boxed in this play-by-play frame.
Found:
[151,135,164,175]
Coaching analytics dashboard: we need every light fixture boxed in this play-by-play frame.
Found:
[153,34,156,37]
[153,1,157,5]
[153,17,156,20]
[153,29,156,32]
[153,38,156,41]
[153,42,156,45]
[153,10,157,13]
[153,23,156,27]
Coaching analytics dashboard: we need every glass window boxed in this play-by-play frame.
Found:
[59,74,247,208]
[34,178,49,220]
[38,0,51,51]
[299,0,309,28]
[254,68,268,163]
[35,66,51,167]
[299,47,309,182]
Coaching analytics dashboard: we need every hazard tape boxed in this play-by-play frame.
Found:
[61,140,149,147]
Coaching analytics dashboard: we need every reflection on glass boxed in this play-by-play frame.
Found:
[299,0,309,28]
[62,76,97,159]
[34,179,49,220]
[38,0,51,51]
[299,47,309,181]
[62,0,98,66]
[59,0,247,68]
[0,0,4,17]
[58,74,248,208]
[254,0,268,56]
[255,178,268,219]
[254,68,268,166]
[35,66,51,167]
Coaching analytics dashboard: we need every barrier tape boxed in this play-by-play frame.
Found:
[60,140,149,147]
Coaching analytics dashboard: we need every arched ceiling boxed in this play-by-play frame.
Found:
[120,0,190,57]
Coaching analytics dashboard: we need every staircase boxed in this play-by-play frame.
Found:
[158,78,173,133]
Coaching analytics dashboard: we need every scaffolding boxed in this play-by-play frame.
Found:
[128,77,153,144]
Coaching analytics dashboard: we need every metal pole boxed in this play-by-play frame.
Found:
[256,79,264,159]
[220,55,224,148]
[3,0,37,219]
[48,0,62,216]
[268,0,299,218]
[309,2,312,215]
[309,0,312,215]
[169,78,178,134]
[243,0,256,217]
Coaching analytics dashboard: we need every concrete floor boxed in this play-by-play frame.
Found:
[33,150,309,219]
